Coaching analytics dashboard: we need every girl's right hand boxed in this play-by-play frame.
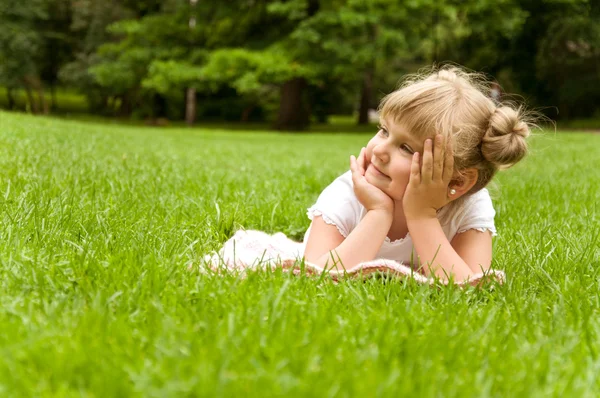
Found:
[350,147,394,213]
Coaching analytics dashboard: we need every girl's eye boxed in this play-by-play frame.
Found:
[377,126,388,137]
[399,144,414,154]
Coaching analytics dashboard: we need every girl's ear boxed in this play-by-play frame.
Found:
[449,168,478,200]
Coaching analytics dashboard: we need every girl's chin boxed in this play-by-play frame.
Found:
[365,175,404,201]
[364,172,379,186]
[365,174,389,191]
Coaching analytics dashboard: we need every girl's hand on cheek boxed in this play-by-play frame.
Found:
[403,134,454,220]
[350,147,394,213]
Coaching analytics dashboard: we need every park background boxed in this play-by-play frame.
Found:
[1,1,600,397]
[1,0,599,129]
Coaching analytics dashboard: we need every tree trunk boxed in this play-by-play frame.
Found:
[24,85,39,114]
[275,78,310,131]
[358,67,374,125]
[119,95,133,117]
[50,83,57,111]
[185,0,198,126]
[37,85,49,115]
[241,104,255,122]
[6,88,15,110]
[23,75,49,114]
[151,93,167,120]
[186,87,196,125]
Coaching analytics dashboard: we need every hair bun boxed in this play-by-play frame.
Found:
[435,69,459,83]
[425,67,465,84]
[481,106,530,169]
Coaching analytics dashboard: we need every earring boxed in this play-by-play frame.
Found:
[449,189,456,195]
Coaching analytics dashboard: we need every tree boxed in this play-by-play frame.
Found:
[186,0,198,126]
[537,10,600,119]
[38,0,77,110]
[265,0,527,126]
[58,0,135,114]
[87,0,288,120]
[495,0,600,120]
[222,0,410,128]
[0,0,49,113]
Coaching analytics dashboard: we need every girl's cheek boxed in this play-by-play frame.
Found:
[363,148,372,169]
[365,140,376,160]
[391,158,412,179]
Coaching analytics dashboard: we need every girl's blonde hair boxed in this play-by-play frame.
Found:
[378,65,531,195]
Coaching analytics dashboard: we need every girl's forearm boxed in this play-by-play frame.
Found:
[407,217,474,281]
[315,210,392,271]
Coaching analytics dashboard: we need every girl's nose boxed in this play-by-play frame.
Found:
[373,144,390,163]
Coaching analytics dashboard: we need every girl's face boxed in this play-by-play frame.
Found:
[364,117,427,201]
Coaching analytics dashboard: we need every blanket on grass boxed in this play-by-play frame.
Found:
[198,230,505,288]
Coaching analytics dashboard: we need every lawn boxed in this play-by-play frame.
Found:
[0,110,599,397]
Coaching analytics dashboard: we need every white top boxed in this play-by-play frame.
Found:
[303,171,497,264]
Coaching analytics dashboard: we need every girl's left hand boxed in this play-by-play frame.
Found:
[403,134,455,221]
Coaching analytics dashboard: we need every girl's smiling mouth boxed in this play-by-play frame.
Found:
[368,163,389,178]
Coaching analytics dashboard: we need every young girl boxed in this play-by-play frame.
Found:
[303,66,531,282]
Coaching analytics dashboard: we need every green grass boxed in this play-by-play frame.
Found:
[557,118,600,130]
[0,110,599,397]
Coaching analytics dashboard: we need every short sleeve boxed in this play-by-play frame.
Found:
[306,171,362,238]
[454,188,497,237]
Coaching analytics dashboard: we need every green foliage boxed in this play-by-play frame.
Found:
[285,1,409,77]
[200,49,315,91]
[0,0,47,86]
[85,1,285,119]
[1,0,599,122]
[417,0,529,67]
[536,9,600,118]
[143,61,203,95]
